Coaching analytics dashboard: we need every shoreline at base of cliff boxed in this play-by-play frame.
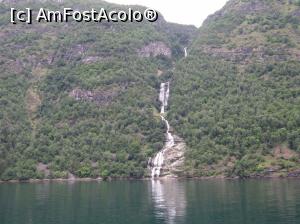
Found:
[1,174,300,184]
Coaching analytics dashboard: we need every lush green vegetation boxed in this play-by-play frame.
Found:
[0,0,196,180]
[169,0,300,177]
[0,0,299,180]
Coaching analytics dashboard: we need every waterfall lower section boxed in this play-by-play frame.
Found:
[149,82,186,179]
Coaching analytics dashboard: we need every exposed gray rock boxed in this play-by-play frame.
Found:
[68,172,76,180]
[211,0,269,18]
[63,44,87,61]
[235,0,268,14]
[138,41,172,58]
[292,9,300,17]
[82,56,102,64]
[36,163,50,178]
[69,88,120,106]
[160,135,186,177]
[288,170,300,178]
[201,46,296,63]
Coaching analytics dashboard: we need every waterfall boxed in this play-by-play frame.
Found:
[184,47,187,58]
[159,82,169,114]
[151,82,175,178]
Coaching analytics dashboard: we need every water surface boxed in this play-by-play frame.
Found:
[1,179,300,224]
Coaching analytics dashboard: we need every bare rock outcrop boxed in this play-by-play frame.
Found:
[82,56,103,64]
[69,88,120,106]
[160,135,186,178]
[210,0,269,19]
[201,46,297,64]
[36,163,50,178]
[138,41,172,58]
[273,146,299,160]
[63,44,87,61]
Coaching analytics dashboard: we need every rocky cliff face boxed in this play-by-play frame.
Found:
[4,0,299,181]
[160,135,186,177]
[138,42,172,58]
[69,88,121,106]
[193,0,300,67]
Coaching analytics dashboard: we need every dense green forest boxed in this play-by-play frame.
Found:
[0,0,196,180]
[0,0,299,180]
[169,0,300,177]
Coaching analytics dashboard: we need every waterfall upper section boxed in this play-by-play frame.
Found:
[159,82,170,114]
[184,47,188,58]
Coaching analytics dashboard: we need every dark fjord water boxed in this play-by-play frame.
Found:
[1,179,300,224]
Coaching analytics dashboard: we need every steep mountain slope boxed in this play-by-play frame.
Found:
[1,0,299,181]
[170,0,300,177]
[0,0,196,180]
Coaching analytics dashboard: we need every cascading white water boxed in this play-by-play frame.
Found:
[184,47,188,58]
[159,82,169,114]
[151,82,175,178]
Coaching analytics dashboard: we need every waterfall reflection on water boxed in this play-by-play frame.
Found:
[151,180,186,224]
